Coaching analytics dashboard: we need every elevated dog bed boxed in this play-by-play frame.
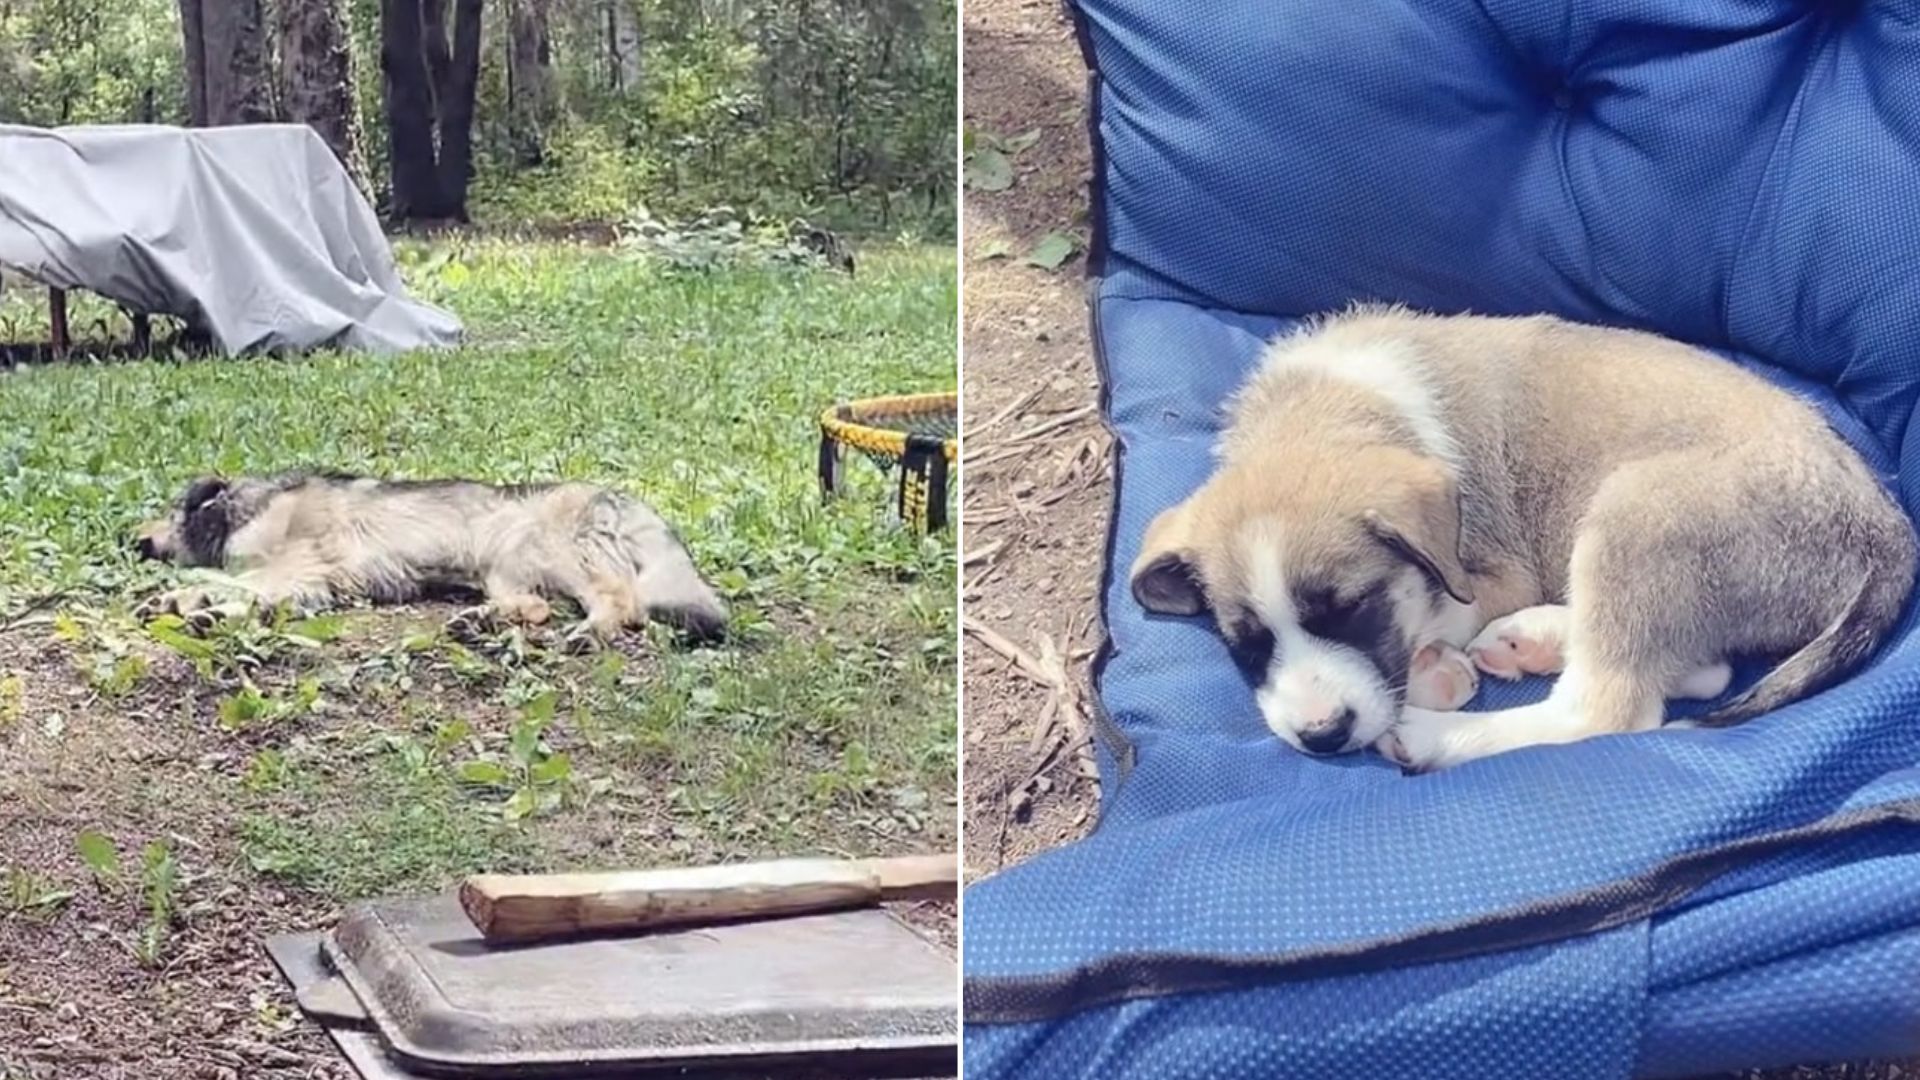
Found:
[962,2,1920,1077]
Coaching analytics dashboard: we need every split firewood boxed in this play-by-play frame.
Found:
[459,853,958,945]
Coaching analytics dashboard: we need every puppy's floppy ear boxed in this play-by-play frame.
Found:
[1363,460,1474,605]
[180,475,229,513]
[1131,499,1208,616]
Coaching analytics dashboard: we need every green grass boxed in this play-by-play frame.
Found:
[0,239,956,902]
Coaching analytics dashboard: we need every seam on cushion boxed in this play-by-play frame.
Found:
[1084,282,1138,800]
[1065,0,1138,806]
[1720,13,1831,344]
[1064,0,1110,281]
[964,798,1920,1024]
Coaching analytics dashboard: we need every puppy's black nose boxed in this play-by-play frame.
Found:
[1298,707,1357,755]
[133,536,157,561]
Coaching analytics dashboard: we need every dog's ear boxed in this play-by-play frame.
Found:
[1363,461,1474,605]
[1131,499,1208,616]
[180,476,228,513]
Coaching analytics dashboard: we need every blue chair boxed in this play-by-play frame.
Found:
[962,2,1920,1076]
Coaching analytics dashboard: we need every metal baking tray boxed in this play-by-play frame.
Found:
[267,891,956,1078]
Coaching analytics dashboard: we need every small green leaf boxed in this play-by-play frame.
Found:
[146,616,215,660]
[977,239,1012,261]
[217,685,269,731]
[520,691,557,725]
[509,723,542,768]
[1003,128,1043,155]
[76,830,120,880]
[433,719,471,751]
[1025,233,1079,271]
[283,614,346,644]
[964,148,1013,192]
[502,787,538,821]
[529,753,572,786]
[458,760,512,787]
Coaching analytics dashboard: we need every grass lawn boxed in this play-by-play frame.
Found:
[0,240,956,1078]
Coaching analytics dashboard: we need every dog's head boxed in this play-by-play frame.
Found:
[134,476,272,567]
[1129,444,1473,755]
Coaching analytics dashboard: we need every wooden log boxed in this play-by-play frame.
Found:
[459,854,958,945]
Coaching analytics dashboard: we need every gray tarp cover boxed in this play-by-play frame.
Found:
[0,122,461,353]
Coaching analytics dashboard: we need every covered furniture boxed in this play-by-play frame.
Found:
[0,123,460,355]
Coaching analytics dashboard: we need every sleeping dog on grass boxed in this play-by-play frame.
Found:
[134,473,728,647]
[1131,306,1916,770]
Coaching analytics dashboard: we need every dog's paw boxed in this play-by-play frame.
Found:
[133,592,173,624]
[1406,643,1479,710]
[562,623,611,655]
[137,586,216,625]
[496,595,552,627]
[1376,707,1483,772]
[1671,661,1733,701]
[1468,605,1569,680]
[444,605,499,643]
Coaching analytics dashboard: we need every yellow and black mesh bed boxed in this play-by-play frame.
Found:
[817,393,958,533]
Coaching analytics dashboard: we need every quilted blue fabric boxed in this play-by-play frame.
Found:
[962,1,1920,1076]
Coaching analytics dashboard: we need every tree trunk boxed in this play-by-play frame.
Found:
[176,0,207,124]
[380,0,446,218]
[178,0,274,127]
[277,0,366,185]
[506,0,554,166]
[433,0,484,217]
[608,0,640,93]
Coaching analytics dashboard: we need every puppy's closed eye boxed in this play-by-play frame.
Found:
[1225,611,1275,683]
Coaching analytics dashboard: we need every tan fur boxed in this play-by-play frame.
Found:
[1134,307,1917,767]
[134,474,728,645]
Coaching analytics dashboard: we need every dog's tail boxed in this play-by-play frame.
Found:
[1693,560,1912,728]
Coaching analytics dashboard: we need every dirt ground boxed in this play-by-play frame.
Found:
[960,0,1107,883]
[957,2,1915,1077]
[0,602,955,1079]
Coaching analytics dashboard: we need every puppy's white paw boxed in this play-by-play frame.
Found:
[1468,605,1570,680]
[1378,707,1488,772]
[1671,661,1733,701]
[1406,643,1479,710]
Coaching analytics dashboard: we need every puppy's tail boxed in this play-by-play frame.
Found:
[1694,559,1913,728]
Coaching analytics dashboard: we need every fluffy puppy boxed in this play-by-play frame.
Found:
[134,472,728,645]
[1131,307,1916,769]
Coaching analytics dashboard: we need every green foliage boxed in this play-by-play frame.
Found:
[469,124,661,226]
[617,204,845,274]
[1,865,72,918]
[7,240,956,904]
[75,829,121,883]
[133,839,178,968]
[456,690,583,821]
[0,0,184,127]
[2,0,953,234]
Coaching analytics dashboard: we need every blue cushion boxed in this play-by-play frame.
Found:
[963,1,1920,1076]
